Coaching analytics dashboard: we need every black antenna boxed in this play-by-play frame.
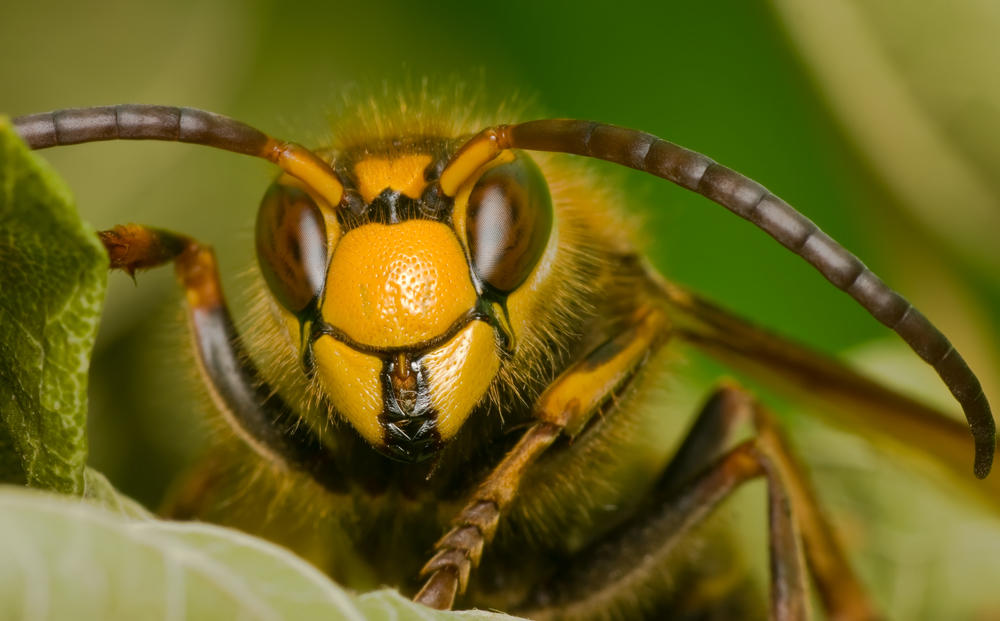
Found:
[440,119,995,478]
[13,105,345,208]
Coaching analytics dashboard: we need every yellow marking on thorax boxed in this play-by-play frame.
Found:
[354,154,433,203]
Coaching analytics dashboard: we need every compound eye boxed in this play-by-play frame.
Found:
[255,181,329,315]
[465,153,553,294]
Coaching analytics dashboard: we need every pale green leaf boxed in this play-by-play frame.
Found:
[83,467,154,520]
[0,487,522,621]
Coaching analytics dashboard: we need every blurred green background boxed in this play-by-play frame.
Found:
[2,0,999,617]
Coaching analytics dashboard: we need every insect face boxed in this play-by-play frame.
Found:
[13,103,997,617]
[254,144,555,462]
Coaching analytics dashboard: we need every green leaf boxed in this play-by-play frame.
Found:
[0,118,107,494]
[0,487,520,621]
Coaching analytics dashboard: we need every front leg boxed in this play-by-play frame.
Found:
[414,304,671,609]
[98,224,346,493]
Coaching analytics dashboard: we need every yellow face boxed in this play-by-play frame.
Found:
[256,146,553,462]
[314,219,499,459]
